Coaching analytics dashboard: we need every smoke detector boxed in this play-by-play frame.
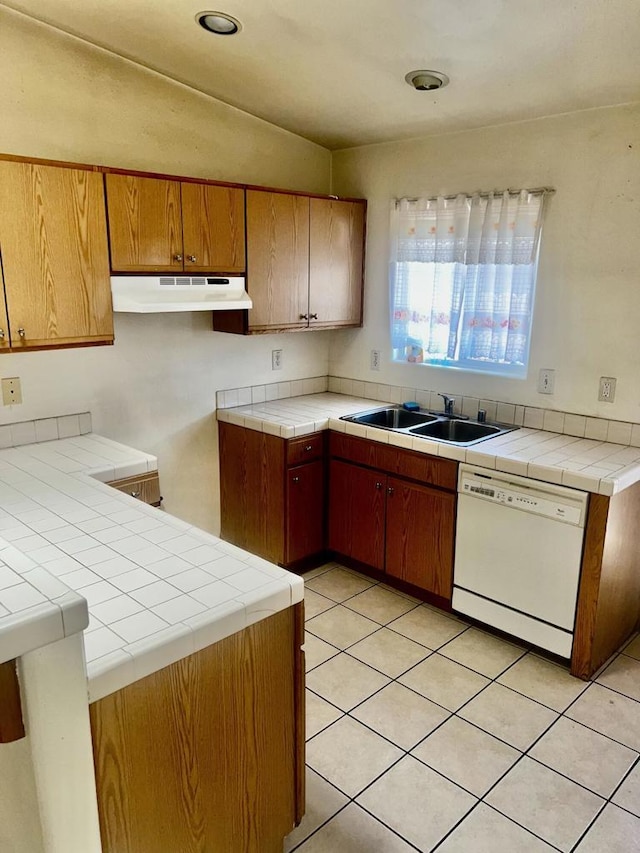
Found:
[405,70,449,91]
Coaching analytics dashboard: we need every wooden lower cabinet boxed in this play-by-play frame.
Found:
[328,437,457,600]
[90,604,305,853]
[107,471,162,506]
[219,422,325,568]
[385,477,455,598]
[328,460,386,571]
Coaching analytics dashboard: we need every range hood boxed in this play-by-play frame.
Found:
[111,275,252,313]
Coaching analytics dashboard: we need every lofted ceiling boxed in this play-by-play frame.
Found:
[3,0,640,149]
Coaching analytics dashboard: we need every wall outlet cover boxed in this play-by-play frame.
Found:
[2,377,22,406]
[598,376,616,403]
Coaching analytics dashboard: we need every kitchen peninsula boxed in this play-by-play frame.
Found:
[0,419,304,853]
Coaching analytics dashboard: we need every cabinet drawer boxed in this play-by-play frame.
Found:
[108,472,161,506]
[286,433,324,466]
[329,432,457,492]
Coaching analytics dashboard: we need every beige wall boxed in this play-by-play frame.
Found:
[0,8,332,533]
[331,104,640,422]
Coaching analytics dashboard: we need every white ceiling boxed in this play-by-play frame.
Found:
[4,0,640,149]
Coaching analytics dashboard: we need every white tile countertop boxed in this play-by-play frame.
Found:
[0,433,303,701]
[217,392,640,496]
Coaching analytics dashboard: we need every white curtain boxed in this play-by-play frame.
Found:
[390,190,547,373]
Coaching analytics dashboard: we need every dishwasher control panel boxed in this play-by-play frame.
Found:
[460,476,584,525]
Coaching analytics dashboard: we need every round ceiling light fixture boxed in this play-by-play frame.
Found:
[405,70,449,91]
[196,11,242,35]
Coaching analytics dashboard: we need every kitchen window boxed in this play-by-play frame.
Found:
[390,189,550,378]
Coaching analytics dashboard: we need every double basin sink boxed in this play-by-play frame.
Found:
[341,406,517,447]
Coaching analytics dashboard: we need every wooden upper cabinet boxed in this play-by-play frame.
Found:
[0,161,113,349]
[181,183,245,273]
[246,190,310,330]
[309,198,365,328]
[105,174,183,272]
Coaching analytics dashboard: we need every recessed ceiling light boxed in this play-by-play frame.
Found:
[405,70,449,91]
[196,11,242,35]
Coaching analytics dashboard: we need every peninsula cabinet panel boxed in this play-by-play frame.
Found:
[0,161,113,349]
[246,190,310,330]
[181,183,245,273]
[385,477,455,598]
[328,460,386,571]
[309,198,365,328]
[90,606,303,853]
[105,173,183,272]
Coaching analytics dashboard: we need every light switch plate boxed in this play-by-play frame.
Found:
[537,369,555,394]
[2,377,22,405]
[271,349,283,371]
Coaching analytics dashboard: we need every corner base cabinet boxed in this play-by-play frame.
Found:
[218,422,326,569]
[90,604,305,853]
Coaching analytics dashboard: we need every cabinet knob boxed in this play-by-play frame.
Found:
[0,329,4,339]
[292,476,300,484]
[186,255,197,263]
[299,314,308,321]
[309,313,318,320]
[305,445,313,452]
[18,328,25,339]
[130,491,141,498]
[375,481,383,490]
[387,486,395,496]
[174,254,183,262]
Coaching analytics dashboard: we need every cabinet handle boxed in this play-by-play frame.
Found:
[130,491,141,498]
[387,486,395,496]
[309,313,318,320]
[174,254,183,262]
[0,329,4,339]
[375,481,383,490]
[299,314,308,321]
[186,255,197,263]
[304,445,313,452]
[292,476,300,484]
[17,328,25,339]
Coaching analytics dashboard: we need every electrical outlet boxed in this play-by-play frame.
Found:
[271,349,283,371]
[537,368,555,394]
[370,349,381,371]
[1,377,22,406]
[598,376,617,403]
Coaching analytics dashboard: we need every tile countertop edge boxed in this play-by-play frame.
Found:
[216,393,640,497]
[0,433,305,701]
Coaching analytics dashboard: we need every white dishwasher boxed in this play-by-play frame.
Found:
[453,464,588,658]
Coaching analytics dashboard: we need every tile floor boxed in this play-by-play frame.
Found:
[285,563,640,853]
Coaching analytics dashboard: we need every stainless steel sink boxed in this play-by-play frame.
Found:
[349,407,437,430]
[410,419,502,444]
[340,405,516,446]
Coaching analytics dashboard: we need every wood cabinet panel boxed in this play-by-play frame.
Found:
[329,432,457,491]
[309,199,364,328]
[181,183,245,273]
[246,191,309,330]
[219,422,285,564]
[385,477,455,597]
[106,174,183,272]
[90,606,302,853]
[0,660,24,743]
[108,472,161,506]
[286,433,324,466]
[0,161,113,348]
[286,461,325,565]
[328,460,386,570]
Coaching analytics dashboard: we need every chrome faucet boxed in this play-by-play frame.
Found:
[438,393,456,416]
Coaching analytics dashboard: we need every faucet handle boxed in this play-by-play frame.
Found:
[438,393,455,414]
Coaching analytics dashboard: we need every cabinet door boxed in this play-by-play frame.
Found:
[0,162,113,348]
[181,183,245,273]
[309,198,364,328]
[328,460,385,570]
[385,477,455,598]
[105,174,183,272]
[286,461,325,564]
[246,190,309,330]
